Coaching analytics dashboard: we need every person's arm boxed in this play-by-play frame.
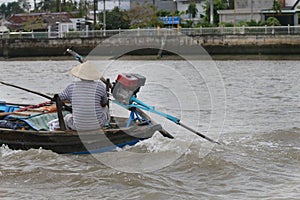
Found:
[58,83,73,101]
[101,93,108,107]
[99,82,108,107]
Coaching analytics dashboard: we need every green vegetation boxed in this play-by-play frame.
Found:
[35,0,82,13]
[122,3,162,28]
[98,7,130,30]
[186,2,198,19]
[0,0,286,30]
[265,17,281,26]
[202,0,228,26]
[0,1,26,18]
[272,0,282,14]
[0,0,86,17]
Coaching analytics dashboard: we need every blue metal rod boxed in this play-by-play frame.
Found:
[112,97,220,145]
[131,96,180,124]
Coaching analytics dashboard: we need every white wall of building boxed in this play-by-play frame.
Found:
[98,0,130,11]
[285,0,297,7]
[176,1,205,20]
[236,0,274,9]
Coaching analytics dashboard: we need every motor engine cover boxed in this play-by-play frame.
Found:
[112,73,146,104]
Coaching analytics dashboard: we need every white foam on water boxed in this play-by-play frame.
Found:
[0,144,22,158]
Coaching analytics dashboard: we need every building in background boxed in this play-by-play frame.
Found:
[129,0,173,11]
[97,0,205,16]
[7,12,85,32]
[96,0,205,27]
[176,0,206,22]
[218,0,274,24]
[98,0,130,11]
[261,0,300,25]
[218,0,300,25]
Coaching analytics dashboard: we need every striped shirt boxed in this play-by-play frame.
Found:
[59,80,108,131]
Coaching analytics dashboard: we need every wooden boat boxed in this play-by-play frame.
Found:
[0,102,165,154]
[0,71,219,153]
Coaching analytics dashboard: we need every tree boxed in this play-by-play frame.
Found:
[126,3,161,28]
[265,0,282,26]
[36,0,55,12]
[272,0,282,14]
[0,2,24,18]
[203,0,228,25]
[35,0,78,13]
[156,9,171,17]
[59,0,77,12]
[18,0,31,12]
[98,7,130,30]
[186,2,198,19]
[227,0,234,9]
[73,0,87,18]
[0,3,7,17]
[266,16,281,26]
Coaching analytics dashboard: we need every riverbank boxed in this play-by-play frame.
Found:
[1,34,300,59]
[1,54,300,61]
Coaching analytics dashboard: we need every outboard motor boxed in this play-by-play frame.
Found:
[112,73,146,105]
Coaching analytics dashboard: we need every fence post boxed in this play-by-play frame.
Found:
[265,25,267,34]
[288,24,290,34]
[86,25,89,37]
[48,26,51,38]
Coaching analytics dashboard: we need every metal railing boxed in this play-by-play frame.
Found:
[2,25,300,39]
[180,25,300,35]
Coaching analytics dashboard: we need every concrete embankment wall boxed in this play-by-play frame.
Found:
[1,34,300,58]
[195,35,300,55]
[0,38,105,58]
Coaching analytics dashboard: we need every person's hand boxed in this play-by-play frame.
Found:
[51,94,59,102]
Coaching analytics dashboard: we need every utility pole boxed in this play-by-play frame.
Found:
[103,0,106,32]
[85,0,88,20]
[250,0,253,20]
[210,0,214,24]
[93,0,97,29]
[234,0,236,26]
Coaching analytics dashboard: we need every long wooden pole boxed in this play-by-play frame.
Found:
[0,81,52,100]
[0,81,72,112]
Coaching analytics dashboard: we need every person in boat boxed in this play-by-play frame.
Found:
[55,61,109,131]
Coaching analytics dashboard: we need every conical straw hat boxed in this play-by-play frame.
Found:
[71,61,101,81]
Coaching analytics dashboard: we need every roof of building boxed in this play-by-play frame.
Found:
[8,12,73,31]
[292,0,300,9]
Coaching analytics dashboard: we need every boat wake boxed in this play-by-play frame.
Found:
[0,127,300,199]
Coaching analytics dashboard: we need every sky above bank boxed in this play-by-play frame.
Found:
[0,0,36,4]
[1,0,20,3]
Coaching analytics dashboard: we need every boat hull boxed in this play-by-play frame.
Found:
[0,123,162,154]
